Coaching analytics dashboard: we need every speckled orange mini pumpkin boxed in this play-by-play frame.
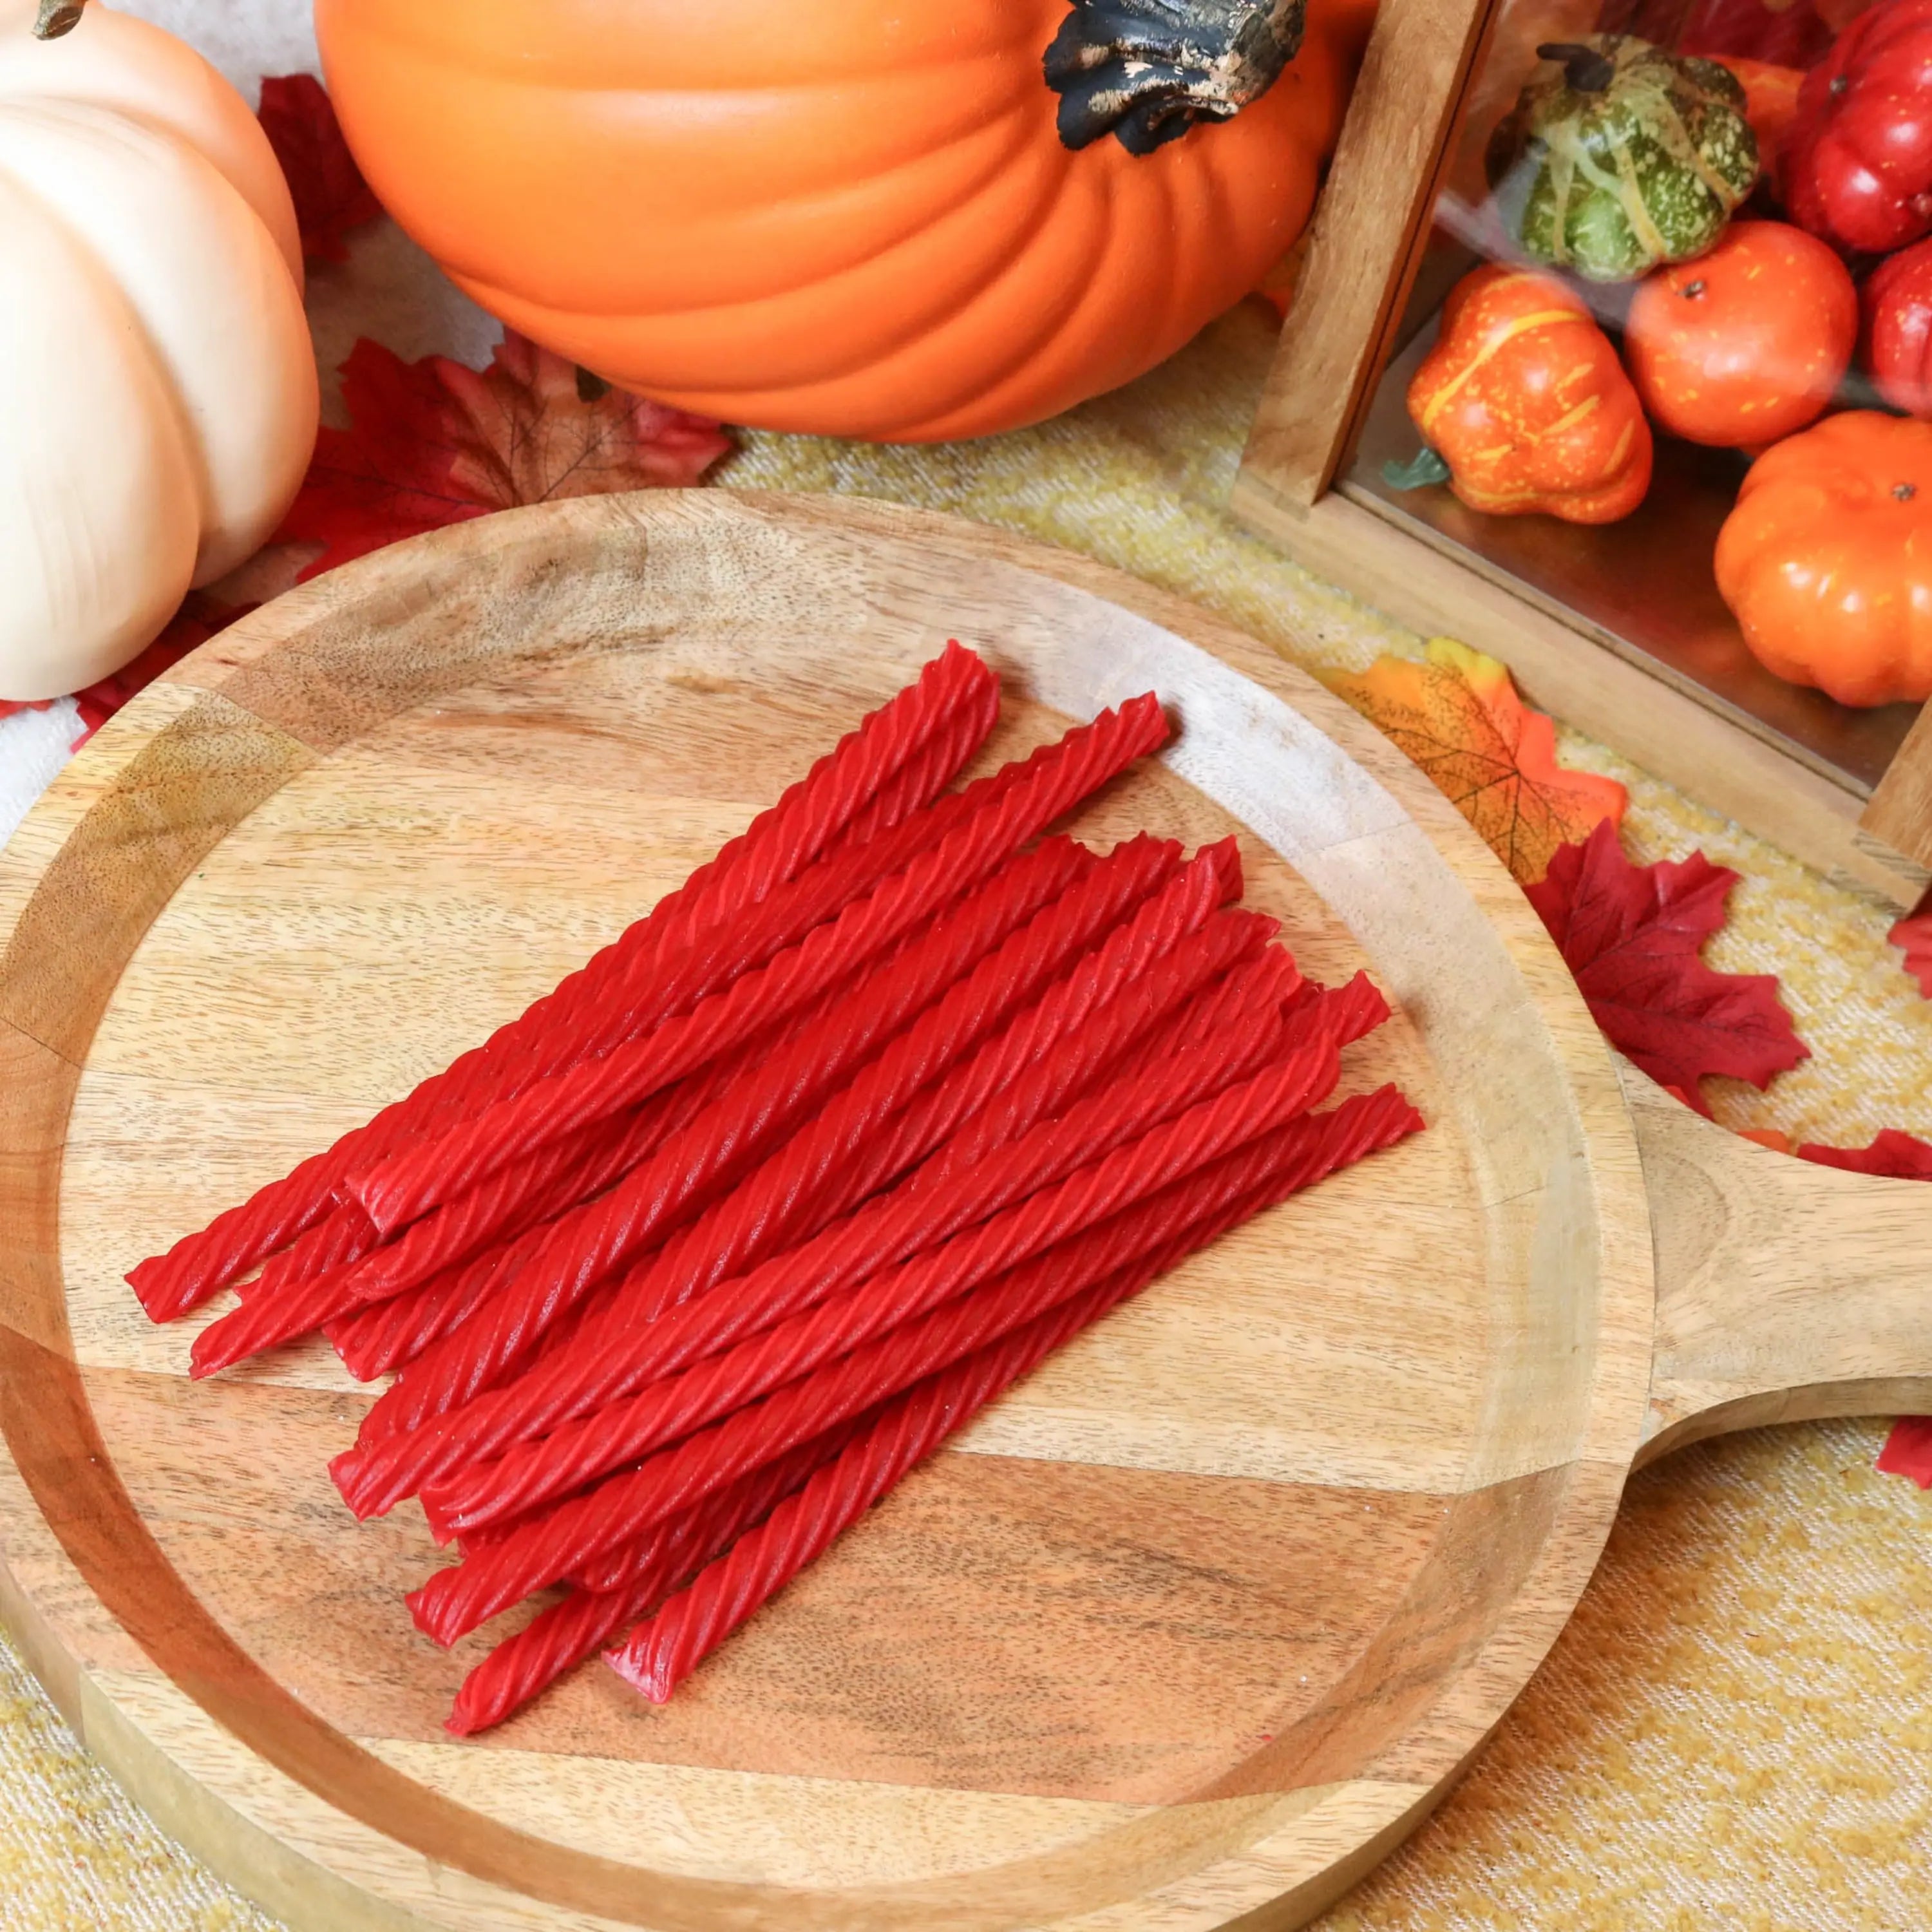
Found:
[1625,220,1855,448]
[1715,410,1932,706]
[312,0,1374,442]
[1408,263,1652,523]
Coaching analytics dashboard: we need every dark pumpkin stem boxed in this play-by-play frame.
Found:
[1383,447,1453,491]
[33,0,87,37]
[1537,42,1616,93]
[1046,0,1307,155]
[574,366,612,404]
[1896,482,1918,502]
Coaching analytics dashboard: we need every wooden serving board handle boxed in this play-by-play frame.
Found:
[1628,1069,1932,1464]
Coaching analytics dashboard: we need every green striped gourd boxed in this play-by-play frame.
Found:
[1496,36,1758,283]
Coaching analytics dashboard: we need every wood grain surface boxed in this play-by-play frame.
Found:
[0,490,1922,1932]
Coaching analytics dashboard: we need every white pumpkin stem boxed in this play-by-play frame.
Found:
[33,0,88,38]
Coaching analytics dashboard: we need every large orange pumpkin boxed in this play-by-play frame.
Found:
[313,0,1371,442]
[1714,410,1932,706]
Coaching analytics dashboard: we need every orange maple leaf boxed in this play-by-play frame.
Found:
[1328,638,1628,885]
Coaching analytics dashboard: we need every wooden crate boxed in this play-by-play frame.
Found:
[1230,0,1932,908]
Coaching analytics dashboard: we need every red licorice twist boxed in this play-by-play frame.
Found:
[332,873,1274,1519]
[329,840,1113,1466]
[603,839,1235,1331]
[444,1417,866,1735]
[192,842,1088,1380]
[603,1273,1149,1704]
[421,1022,1344,1537]
[404,1046,1383,1643]
[603,1089,1425,1701]
[349,696,1170,1233]
[128,645,994,1320]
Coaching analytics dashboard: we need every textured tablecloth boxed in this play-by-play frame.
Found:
[2,5,1929,1927]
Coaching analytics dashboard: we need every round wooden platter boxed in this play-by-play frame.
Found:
[0,491,1926,1932]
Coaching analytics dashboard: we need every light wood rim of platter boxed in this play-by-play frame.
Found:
[2,484,1857,1932]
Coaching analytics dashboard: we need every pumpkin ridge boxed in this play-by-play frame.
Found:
[450,143,1092,415]
[1414,305,1580,433]
[0,99,224,537]
[1648,87,1741,213]
[1606,131,1669,264]
[406,90,1052,321]
[1537,392,1604,441]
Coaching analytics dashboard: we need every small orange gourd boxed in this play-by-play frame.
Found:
[1406,264,1652,523]
[313,0,1374,444]
[1714,410,1932,707]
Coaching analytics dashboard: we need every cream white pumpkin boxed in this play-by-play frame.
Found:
[0,1,317,701]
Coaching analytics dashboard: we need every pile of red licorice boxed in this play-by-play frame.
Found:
[129,645,1422,1732]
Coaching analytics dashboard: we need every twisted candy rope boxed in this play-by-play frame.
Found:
[421,1018,1344,1539]
[444,1418,869,1735]
[131,644,996,1319]
[192,839,1090,1378]
[350,697,1170,1233]
[605,1085,1423,1701]
[334,875,1273,1519]
[406,1050,1392,1647]
[336,822,1177,1472]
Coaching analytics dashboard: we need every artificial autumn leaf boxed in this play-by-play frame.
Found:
[256,74,383,265]
[276,334,733,582]
[1329,638,1628,884]
[1797,1128,1932,1179]
[1891,906,1932,999]
[1878,1417,1932,1488]
[1524,819,1808,1112]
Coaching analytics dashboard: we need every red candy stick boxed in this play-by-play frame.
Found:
[328,963,888,1386]
[240,1200,377,1305]
[412,944,1307,1528]
[859,915,1293,1209]
[346,937,1310,1521]
[605,842,1244,1334]
[339,1222,553,1399]
[334,831,1177,1479]
[604,1094,1423,1703]
[193,1097,682,1378]
[130,645,996,1321]
[420,1020,1340,1539]
[191,841,1090,1379]
[427,1082,1422,1654]
[349,696,1170,1234]
[603,1265,1167,1705]
[334,858,1252,1507]
[407,1083,1419,1649]
[444,1418,866,1735]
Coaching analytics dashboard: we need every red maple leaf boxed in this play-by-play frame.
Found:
[276,335,733,581]
[1892,906,1932,999]
[1879,1417,1932,1489]
[1524,820,1808,1112]
[256,73,383,265]
[1796,1129,1932,1180]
